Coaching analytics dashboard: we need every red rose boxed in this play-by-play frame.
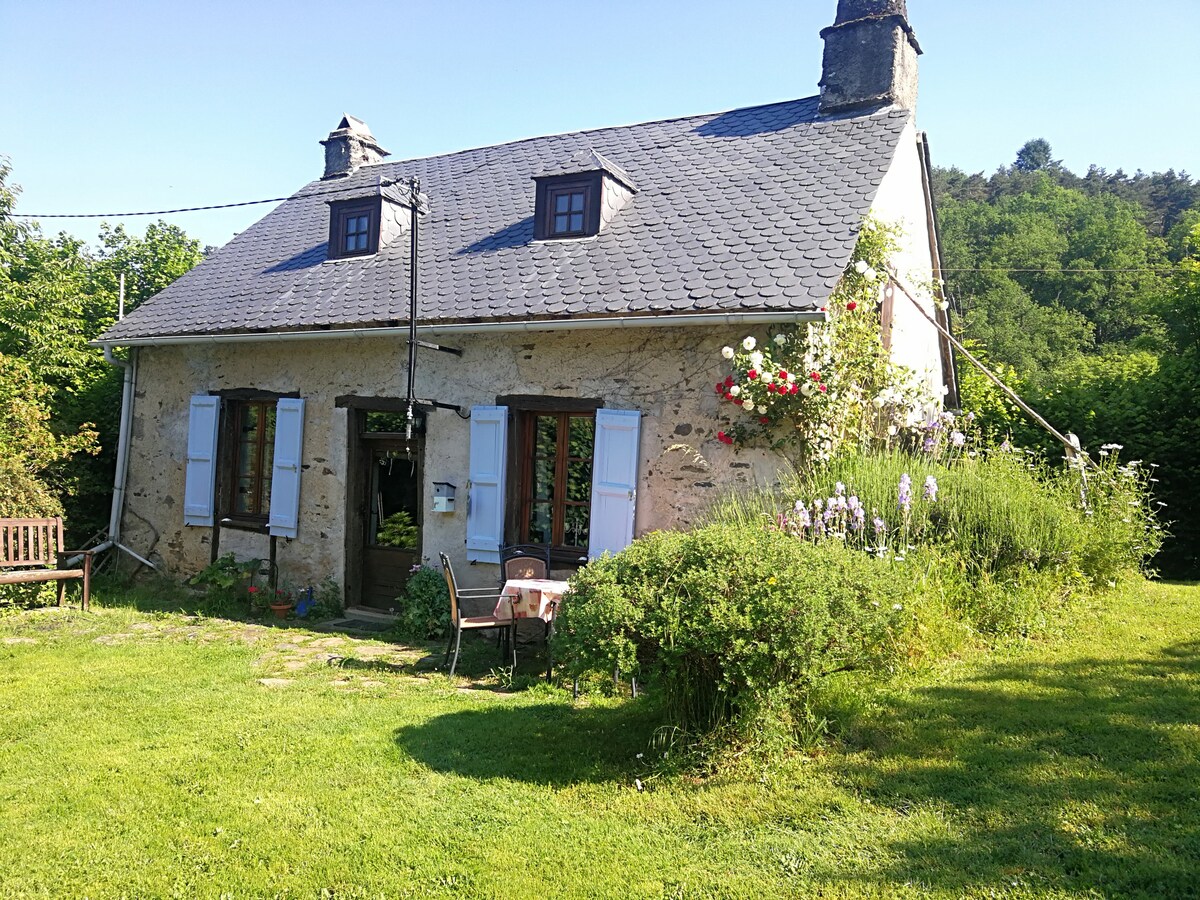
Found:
[767,383,777,393]
[778,370,788,379]
[811,372,821,381]
[747,370,758,380]
[724,392,734,401]
[792,384,800,395]
[247,586,259,594]
[846,301,858,311]
[715,383,723,394]
[733,398,743,406]
[819,384,827,393]
[759,416,770,425]
[724,376,734,388]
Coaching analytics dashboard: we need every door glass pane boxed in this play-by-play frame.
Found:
[563,505,589,549]
[528,502,553,545]
[568,416,594,457]
[534,415,557,455]
[533,457,555,501]
[566,459,591,502]
[369,449,421,549]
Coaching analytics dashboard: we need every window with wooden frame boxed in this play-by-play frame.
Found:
[327,198,380,259]
[225,399,277,520]
[533,174,601,240]
[516,411,596,551]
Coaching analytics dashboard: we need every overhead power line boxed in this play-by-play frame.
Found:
[11,180,401,219]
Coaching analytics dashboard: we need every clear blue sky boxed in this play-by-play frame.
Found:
[4,0,1197,249]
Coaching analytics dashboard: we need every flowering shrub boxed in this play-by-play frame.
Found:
[714,219,939,462]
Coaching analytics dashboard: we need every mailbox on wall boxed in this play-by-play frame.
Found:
[432,482,456,513]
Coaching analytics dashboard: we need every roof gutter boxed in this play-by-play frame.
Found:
[91,309,826,349]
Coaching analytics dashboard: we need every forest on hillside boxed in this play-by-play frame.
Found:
[933,139,1200,576]
[1,139,1198,578]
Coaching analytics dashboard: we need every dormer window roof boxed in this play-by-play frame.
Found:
[533,149,637,241]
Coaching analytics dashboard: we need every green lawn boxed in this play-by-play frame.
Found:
[1,580,1197,898]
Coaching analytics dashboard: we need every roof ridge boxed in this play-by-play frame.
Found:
[348,94,825,174]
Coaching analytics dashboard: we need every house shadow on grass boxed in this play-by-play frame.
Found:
[394,697,662,786]
[814,640,1200,896]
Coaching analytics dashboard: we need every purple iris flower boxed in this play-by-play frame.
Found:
[923,475,938,502]
[898,474,912,512]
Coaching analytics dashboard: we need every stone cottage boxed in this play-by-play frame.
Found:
[96,0,955,608]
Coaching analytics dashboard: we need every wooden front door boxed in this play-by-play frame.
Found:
[356,437,422,610]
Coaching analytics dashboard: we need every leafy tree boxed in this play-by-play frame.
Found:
[0,161,203,536]
[1014,138,1057,173]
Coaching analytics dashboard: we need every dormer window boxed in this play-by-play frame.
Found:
[328,198,380,259]
[549,184,591,236]
[533,150,637,242]
[534,176,600,240]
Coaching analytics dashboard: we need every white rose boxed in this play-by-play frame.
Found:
[749,351,764,369]
[729,385,741,397]
[887,425,898,436]
[758,405,767,414]
[761,371,773,384]
[854,260,869,274]
[773,334,787,346]
[742,336,756,351]
[935,300,949,311]
[801,383,814,397]
[721,346,735,359]
[865,267,878,282]
[785,371,795,383]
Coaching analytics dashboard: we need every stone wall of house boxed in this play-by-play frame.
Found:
[122,326,800,596]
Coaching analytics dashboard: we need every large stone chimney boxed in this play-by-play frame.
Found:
[320,115,390,179]
[818,0,921,116]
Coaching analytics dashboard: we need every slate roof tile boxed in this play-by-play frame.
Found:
[101,97,910,342]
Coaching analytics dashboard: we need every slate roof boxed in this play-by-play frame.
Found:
[101,97,912,342]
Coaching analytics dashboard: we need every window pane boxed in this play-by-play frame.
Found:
[569,212,583,232]
[568,416,594,456]
[534,415,558,455]
[567,459,592,502]
[528,502,553,545]
[553,214,570,234]
[554,193,570,214]
[570,192,585,212]
[533,457,555,501]
[234,477,255,515]
[563,505,589,549]
[345,234,357,252]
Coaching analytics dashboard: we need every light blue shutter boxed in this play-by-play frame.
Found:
[183,394,220,527]
[588,408,641,560]
[268,398,305,539]
[466,406,507,564]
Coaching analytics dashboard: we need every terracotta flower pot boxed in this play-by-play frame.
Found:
[269,602,292,619]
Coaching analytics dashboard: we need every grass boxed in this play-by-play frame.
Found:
[1,578,1197,898]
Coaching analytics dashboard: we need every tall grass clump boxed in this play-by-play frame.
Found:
[711,444,1162,635]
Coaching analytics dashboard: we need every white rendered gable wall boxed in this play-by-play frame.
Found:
[866,120,944,405]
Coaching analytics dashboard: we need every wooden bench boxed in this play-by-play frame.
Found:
[0,517,92,611]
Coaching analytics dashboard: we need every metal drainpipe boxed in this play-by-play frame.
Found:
[89,344,156,570]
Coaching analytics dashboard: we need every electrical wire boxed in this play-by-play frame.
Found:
[11,179,402,219]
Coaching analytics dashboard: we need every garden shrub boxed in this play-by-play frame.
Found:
[556,526,913,737]
[391,565,450,641]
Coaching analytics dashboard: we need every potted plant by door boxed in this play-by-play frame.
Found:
[268,588,294,619]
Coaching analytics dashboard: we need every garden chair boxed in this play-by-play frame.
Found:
[439,552,515,677]
[499,543,552,584]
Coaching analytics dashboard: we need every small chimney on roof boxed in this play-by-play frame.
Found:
[320,115,390,179]
[818,0,922,116]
